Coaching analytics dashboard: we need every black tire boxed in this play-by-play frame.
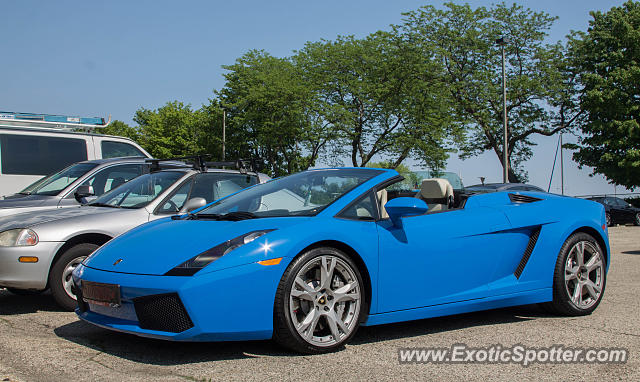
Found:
[634,212,640,226]
[6,288,44,296]
[49,243,98,311]
[605,212,612,227]
[273,247,365,354]
[543,232,606,316]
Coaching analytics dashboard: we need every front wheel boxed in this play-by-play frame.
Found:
[605,212,612,227]
[273,247,364,354]
[544,233,606,316]
[49,243,98,311]
[634,212,640,226]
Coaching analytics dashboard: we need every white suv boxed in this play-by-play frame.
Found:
[0,112,150,196]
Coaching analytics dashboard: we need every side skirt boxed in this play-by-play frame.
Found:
[362,288,551,327]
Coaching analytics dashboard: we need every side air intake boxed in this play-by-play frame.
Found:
[514,227,541,279]
[509,193,542,204]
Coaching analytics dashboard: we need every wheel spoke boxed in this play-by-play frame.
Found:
[297,309,320,339]
[585,280,601,299]
[565,266,578,282]
[571,283,582,305]
[585,256,602,273]
[575,242,585,267]
[290,288,314,301]
[333,280,359,303]
[320,256,336,289]
[325,310,341,340]
[294,277,316,294]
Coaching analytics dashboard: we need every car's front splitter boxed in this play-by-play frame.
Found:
[73,259,289,342]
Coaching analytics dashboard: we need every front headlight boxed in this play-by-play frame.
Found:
[165,229,275,276]
[0,229,39,247]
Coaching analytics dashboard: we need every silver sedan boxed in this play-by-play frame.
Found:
[0,167,269,310]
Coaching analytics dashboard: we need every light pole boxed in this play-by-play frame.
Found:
[496,36,510,183]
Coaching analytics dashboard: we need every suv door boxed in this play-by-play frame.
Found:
[59,163,145,207]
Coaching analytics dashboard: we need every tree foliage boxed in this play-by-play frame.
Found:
[295,31,458,171]
[569,1,640,189]
[216,50,332,176]
[397,2,577,181]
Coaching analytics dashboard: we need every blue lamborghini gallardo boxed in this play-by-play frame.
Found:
[73,168,609,353]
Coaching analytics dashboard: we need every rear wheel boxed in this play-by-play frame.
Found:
[634,212,640,226]
[49,243,98,311]
[273,247,364,354]
[544,233,606,316]
[605,213,612,227]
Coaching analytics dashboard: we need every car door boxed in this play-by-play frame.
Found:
[376,205,512,313]
[613,197,635,223]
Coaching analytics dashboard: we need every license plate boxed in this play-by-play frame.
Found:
[82,281,121,307]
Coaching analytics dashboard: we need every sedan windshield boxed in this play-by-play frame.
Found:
[196,169,381,218]
[20,162,99,196]
[90,171,185,209]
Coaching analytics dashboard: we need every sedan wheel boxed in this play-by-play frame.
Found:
[635,212,640,226]
[274,247,364,353]
[605,213,611,227]
[49,243,98,311]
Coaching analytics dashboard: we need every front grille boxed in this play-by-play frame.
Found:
[514,228,541,279]
[509,193,542,204]
[133,293,194,333]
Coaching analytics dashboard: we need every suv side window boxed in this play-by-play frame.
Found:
[72,164,144,197]
[0,134,87,175]
[338,191,377,221]
[101,141,145,159]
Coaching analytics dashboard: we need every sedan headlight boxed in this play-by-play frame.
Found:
[165,229,275,276]
[0,229,39,247]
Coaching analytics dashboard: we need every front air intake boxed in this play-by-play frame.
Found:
[509,193,542,204]
[133,293,194,333]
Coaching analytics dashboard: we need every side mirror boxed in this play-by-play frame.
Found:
[74,185,95,204]
[384,197,428,227]
[180,197,207,213]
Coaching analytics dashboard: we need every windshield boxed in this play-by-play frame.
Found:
[90,171,185,209]
[196,169,381,218]
[20,162,98,196]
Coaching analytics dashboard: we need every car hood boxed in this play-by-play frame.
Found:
[0,194,55,208]
[0,206,124,231]
[84,217,299,275]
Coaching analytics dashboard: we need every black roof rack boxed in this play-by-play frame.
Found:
[146,155,259,174]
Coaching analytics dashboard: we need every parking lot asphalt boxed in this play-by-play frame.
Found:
[1,226,638,382]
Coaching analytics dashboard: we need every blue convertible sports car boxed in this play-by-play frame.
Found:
[73,168,609,353]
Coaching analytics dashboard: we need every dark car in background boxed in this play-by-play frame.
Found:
[588,196,640,226]
[465,183,546,193]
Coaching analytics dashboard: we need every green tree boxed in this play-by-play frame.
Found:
[569,1,640,189]
[134,101,210,158]
[216,50,334,176]
[398,2,579,182]
[100,120,141,141]
[294,31,458,170]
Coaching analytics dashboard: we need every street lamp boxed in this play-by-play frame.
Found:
[496,36,510,183]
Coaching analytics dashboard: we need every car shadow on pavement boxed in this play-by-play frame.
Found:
[621,250,640,255]
[53,304,552,364]
[0,289,63,315]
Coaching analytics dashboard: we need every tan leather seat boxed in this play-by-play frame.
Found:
[377,189,389,219]
[417,178,453,212]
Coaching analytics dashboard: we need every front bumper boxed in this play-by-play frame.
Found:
[0,241,64,289]
[73,259,288,342]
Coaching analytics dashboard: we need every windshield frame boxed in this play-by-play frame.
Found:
[19,162,99,196]
[195,168,384,219]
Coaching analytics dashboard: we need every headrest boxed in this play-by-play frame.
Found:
[420,178,452,199]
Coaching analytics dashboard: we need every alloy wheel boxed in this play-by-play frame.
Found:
[564,241,604,310]
[61,256,86,300]
[288,255,361,347]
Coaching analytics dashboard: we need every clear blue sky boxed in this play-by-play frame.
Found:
[1,0,630,195]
